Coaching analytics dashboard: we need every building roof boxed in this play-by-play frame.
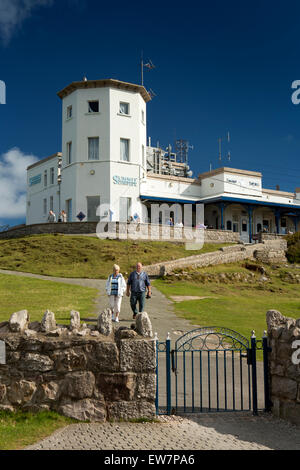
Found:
[57,78,152,103]
[198,167,262,180]
[147,172,200,185]
[27,152,62,171]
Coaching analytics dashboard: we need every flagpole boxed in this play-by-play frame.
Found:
[141,51,144,86]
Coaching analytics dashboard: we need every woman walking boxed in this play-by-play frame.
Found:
[105,264,127,322]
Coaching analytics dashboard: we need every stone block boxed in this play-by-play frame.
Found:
[120,339,156,372]
[9,310,29,333]
[35,381,60,403]
[271,376,297,400]
[70,310,81,331]
[97,309,113,336]
[86,341,119,372]
[107,400,156,421]
[97,373,136,401]
[19,353,54,373]
[40,310,56,333]
[51,348,87,372]
[62,371,95,399]
[135,373,156,401]
[135,312,153,338]
[7,380,37,405]
[0,383,6,402]
[59,398,106,422]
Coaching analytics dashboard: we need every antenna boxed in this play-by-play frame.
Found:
[140,52,155,86]
[149,88,157,99]
[218,131,231,164]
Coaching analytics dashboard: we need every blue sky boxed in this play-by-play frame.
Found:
[0,0,300,226]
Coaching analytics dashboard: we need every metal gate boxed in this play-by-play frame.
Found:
[156,327,271,416]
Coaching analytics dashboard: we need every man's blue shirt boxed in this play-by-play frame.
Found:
[127,271,150,293]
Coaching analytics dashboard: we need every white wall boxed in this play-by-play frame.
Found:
[27,157,59,224]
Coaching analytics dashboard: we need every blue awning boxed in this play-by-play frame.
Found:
[140,195,197,204]
[198,195,300,211]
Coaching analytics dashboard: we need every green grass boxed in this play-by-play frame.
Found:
[153,263,300,342]
[0,410,76,450]
[0,273,98,324]
[0,234,232,279]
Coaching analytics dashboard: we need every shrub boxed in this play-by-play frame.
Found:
[286,232,300,263]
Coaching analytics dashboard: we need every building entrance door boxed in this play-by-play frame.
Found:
[87,196,100,222]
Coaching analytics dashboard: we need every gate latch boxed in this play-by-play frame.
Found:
[245,348,252,365]
[171,350,177,374]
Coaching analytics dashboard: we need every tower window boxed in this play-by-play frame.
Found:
[67,142,72,165]
[88,137,99,160]
[119,102,130,115]
[67,105,72,119]
[120,138,130,162]
[88,101,99,113]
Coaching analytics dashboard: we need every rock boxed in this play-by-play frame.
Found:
[35,381,60,403]
[63,371,95,399]
[28,321,41,332]
[7,380,37,405]
[120,339,156,372]
[19,353,54,372]
[23,329,38,338]
[115,328,138,341]
[76,328,91,337]
[135,312,153,338]
[97,309,113,336]
[0,322,10,334]
[59,398,106,422]
[70,310,81,330]
[40,310,56,333]
[107,400,156,421]
[46,328,64,337]
[9,310,29,333]
[90,330,100,337]
[0,384,6,402]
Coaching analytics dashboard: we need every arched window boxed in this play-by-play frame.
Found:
[226,220,232,230]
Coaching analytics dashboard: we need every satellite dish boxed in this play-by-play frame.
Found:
[187,170,193,177]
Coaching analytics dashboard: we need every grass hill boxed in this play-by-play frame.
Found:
[0,234,230,279]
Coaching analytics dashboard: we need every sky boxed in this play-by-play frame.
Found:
[0,0,300,227]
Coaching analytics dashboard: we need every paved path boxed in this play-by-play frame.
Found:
[1,268,299,451]
[25,413,300,450]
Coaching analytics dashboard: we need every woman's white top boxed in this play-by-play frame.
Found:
[105,273,127,296]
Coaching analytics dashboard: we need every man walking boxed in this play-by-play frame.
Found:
[127,262,151,319]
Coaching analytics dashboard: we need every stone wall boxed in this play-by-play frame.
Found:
[0,222,239,244]
[144,240,288,277]
[0,309,156,422]
[267,310,300,426]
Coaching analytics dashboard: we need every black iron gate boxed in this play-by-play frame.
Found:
[156,327,271,416]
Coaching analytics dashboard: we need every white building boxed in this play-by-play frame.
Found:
[26,78,300,242]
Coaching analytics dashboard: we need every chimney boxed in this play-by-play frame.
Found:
[295,188,300,200]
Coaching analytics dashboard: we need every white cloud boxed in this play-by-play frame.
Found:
[0,147,38,218]
[0,0,53,46]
